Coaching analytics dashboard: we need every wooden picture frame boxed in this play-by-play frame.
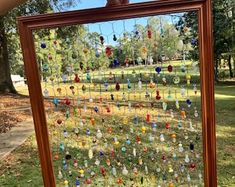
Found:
[17,0,216,186]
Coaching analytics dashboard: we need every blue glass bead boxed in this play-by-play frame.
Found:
[113,59,119,67]
[86,129,91,135]
[191,38,197,46]
[52,98,59,107]
[99,150,104,156]
[75,180,80,186]
[133,116,139,124]
[186,99,192,105]
[155,67,161,74]
[152,122,157,129]
[104,81,108,91]
[94,106,99,113]
[40,43,46,49]
[126,139,131,145]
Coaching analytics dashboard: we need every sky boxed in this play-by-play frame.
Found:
[61,0,182,45]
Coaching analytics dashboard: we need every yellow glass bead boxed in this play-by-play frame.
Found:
[123,117,128,125]
[141,126,146,133]
[64,180,69,185]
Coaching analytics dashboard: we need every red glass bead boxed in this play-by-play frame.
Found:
[105,47,112,57]
[165,122,170,129]
[146,113,151,123]
[156,90,161,100]
[168,65,173,72]
[74,74,80,83]
[147,30,152,39]
[116,82,120,91]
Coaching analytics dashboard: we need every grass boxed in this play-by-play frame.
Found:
[0,64,235,187]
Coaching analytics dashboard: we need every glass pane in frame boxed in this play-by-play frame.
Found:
[33,12,203,186]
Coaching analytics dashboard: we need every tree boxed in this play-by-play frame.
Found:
[0,0,77,93]
[176,0,234,81]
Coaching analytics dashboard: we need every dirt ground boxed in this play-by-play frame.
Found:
[0,94,31,133]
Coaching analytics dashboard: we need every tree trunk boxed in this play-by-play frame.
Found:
[228,55,233,78]
[0,16,17,94]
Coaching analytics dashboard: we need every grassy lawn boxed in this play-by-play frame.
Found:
[0,64,234,186]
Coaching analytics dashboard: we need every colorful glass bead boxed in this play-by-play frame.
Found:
[64,98,71,106]
[181,110,186,119]
[136,135,141,144]
[65,151,72,160]
[90,118,95,125]
[58,170,63,179]
[125,57,129,67]
[64,180,69,187]
[100,36,104,44]
[180,64,186,72]
[175,100,180,109]
[133,115,139,124]
[189,140,194,151]
[82,85,86,92]
[74,74,80,83]
[173,76,180,84]
[96,129,102,139]
[113,59,119,67]
[54,152,59,160]
[138,78,142,90]
[43,89,49,97]
[186,74,191,85]
[52,98,59,107]
[171,134,177,142]
[168,65,173,72]
[186,99,192,107]
[140,46,148,59]
[162,102,167,111]
[123,117,128,125]
[137,57,142,65]
[95,49,100,58]
[141,126,146,134]
[127,79,131,89]
[112,167,117,176]
[152,122,157,131]
[115,82,120,91]
[75,179,80,187]
[59,143,64,151]
[94,106,99,113]
[113,34,117,41]
[165,122,170,129]
[160,134,165,142]
[104,81,108,91]
[147,29,152,39]
[105,47,112,57]
[178,142,184,152]
[155,67,161,74]
[40,42,46,49]
[146,113,151,123]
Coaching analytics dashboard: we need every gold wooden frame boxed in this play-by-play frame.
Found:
[17,0,216,186]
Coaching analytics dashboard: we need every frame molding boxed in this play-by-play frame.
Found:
[17,0,217,186]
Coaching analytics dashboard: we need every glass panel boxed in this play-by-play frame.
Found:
[34,12,203,186]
